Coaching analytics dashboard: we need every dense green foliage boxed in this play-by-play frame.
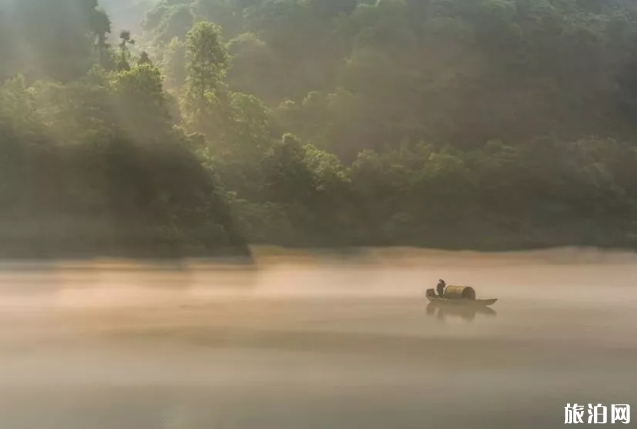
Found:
[0,0,248,258]
[4,0,637,254]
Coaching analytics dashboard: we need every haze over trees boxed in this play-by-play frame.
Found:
[3,0,637,256]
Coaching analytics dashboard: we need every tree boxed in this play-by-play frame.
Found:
[110,63,174,141]
[182,21,229,134]
[0,0,113,81]
[117,30,136,70]
[162,37,188,90]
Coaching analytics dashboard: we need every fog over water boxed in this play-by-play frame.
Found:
[0,247,636,429]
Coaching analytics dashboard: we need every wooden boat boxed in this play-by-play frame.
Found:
[426,286,497,307]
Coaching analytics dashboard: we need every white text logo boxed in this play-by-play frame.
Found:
[565,404,630,425]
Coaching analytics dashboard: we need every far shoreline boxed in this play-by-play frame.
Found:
[1,245,636,269]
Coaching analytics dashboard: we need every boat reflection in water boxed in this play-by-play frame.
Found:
[426,302,497,322]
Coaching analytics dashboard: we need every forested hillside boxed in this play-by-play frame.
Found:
[0,0,249,258]
[3,0,637,253]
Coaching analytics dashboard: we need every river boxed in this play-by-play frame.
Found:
[0,247,636,429]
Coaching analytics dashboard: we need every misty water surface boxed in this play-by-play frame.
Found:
[0,247,636,429]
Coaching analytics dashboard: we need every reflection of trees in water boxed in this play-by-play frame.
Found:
[426,303,497,322]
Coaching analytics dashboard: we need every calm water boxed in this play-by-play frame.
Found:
[0,248,636,429]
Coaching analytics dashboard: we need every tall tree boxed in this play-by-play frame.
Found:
[182,21,229,135]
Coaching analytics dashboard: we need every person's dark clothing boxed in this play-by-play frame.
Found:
[437,280,446,297]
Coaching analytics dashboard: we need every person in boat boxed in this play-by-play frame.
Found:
[437,279,446,298]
